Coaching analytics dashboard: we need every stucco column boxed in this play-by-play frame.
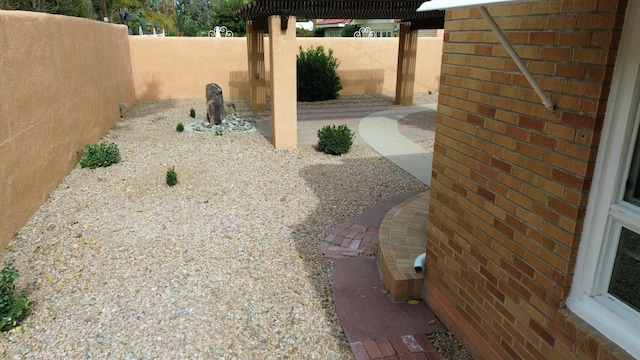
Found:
[395,23,418,106]
[246,21,267,111]
[267,15,297,149]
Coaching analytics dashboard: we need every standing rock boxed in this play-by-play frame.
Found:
[206,83,223,125]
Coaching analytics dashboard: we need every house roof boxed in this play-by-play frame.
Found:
[237,0,445,30]
[315,19,352,25]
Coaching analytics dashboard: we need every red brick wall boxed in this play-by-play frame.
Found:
[426,1,634,359]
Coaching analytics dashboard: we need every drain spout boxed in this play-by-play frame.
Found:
[414,253,426,274]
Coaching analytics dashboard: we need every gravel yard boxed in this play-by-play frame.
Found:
[0,94,446,359]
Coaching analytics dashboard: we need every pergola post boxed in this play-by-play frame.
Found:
[246,21,267,111]
[267,14,297,149]
[395,23,419,106]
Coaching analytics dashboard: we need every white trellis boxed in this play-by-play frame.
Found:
[354,27,375,37]
[208,26,233,38]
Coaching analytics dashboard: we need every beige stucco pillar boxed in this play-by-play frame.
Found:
[246,21,267,111]
[395,23,419,106]
[267,15,297,149]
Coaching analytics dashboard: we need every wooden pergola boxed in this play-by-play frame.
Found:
[237,0,445,148]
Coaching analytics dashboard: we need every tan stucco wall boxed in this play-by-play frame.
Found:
[0,11,135,249]
[129,36,443,100]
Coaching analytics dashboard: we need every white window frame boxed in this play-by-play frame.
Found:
[568,1,640,357]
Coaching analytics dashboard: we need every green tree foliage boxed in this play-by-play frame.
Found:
[0,0,246,37]
[297,46,343,102]
[210,0,246,36]
[340,24,358,37]
[1,0,177,34]
[175,0,211,36]
[0,0,91,17]
[296,28,315,37]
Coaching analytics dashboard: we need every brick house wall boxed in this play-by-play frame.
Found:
[425,1,635,359]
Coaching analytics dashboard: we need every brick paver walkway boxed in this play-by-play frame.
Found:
[350,334,440,360]
[308,103,443,360]
[318,222,379,259]
[321,217,442,360]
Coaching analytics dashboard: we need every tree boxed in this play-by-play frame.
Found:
[296,28,315,37]
[0,0,92,17]
[340,24,358,37]
[210,0,246,36]
[175,0,212,36]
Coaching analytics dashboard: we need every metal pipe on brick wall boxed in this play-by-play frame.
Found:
[414,252,426,273]
[477,6,556,112]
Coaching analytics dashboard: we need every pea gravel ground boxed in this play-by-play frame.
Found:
[0,94,471,359]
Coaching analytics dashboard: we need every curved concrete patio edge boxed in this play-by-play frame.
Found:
[358,104,437,186]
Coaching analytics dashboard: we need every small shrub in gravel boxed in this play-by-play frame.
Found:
[79,142,120,169]
[0,262,30,331]
[317,124,355,155]
[176,122,185,132]
[189,108,196,118]
[166,167,178,186]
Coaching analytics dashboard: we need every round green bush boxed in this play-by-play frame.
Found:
[79,142,120,169]
[317,124,355,155]
[297,46,342,102]
[176,122,185,132]
[0,262,30,331]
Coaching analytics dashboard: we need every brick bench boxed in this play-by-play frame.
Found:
[378,191,430,302]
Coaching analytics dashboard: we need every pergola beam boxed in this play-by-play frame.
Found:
[239,0,446,148]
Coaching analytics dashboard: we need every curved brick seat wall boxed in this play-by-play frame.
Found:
[378,191,430,302]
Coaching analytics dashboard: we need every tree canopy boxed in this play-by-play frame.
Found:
[0,0,249,37]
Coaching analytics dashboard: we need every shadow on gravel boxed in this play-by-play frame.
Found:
[291,157,427,348]
[123,99,178,118]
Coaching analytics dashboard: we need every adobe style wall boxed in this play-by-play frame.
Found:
[129,36,443,100]
[426,1,633,359]
[0,11,136,249]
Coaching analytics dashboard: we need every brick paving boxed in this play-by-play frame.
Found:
[309,103,442,360]
[350,334,441,360]
[324,215,442,360]
[318,222,379,259]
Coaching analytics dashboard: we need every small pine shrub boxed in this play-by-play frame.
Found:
[0,262,30,331]
[189,108,196,118]
[79,142,120,169]
[297,46,342,102]
[317,124,355,155]
[166,167,178,186]
[176,122,184,132]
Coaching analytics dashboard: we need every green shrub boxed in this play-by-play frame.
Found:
[189,108,196,118]
[0,262,30,331]
[340,24,359,37]
[166,167,178,186]
[296,28,315,37]
[176,122,185,132]
[79,142,120,169]
[317,124,355,155]
[297,46,342,102]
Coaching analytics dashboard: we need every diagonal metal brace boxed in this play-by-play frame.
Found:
[478,6,556,112]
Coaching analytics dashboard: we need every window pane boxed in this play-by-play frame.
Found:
[624,124,640,205]
[609,227,640,311]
